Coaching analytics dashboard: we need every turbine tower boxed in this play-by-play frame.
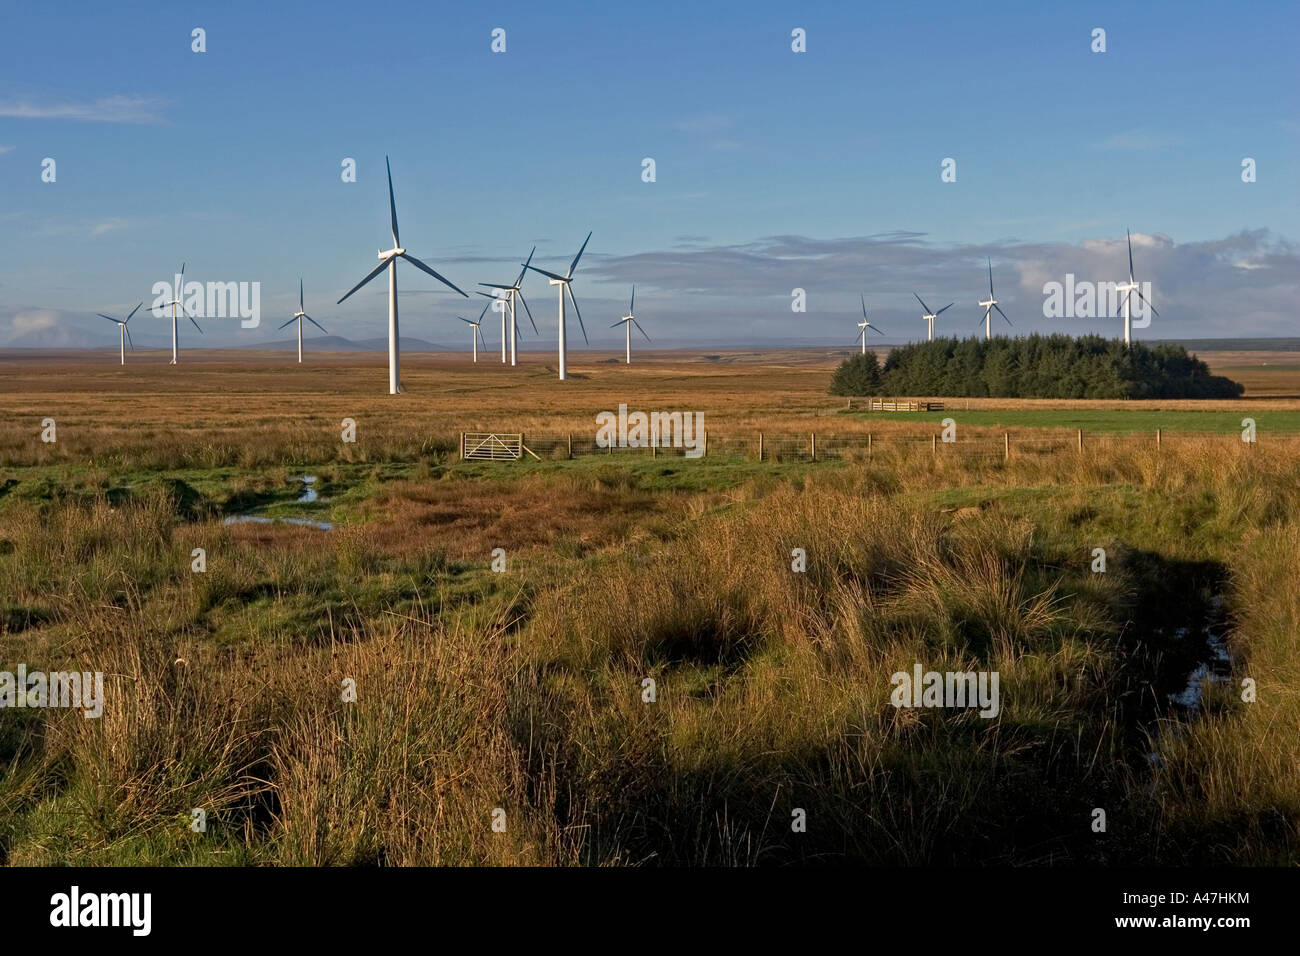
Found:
[524,232,591,381]
[457,314,487,362]
[977,259,1012,340]
[336,156,468,394]
[279,279,328,363]
[162,262,202,363]
[1116,230,1159,346]
[478,247,537,366]
[610,285,649,364]
[913,293,952,342]
[855,295,884,353]
[98,302,142,365]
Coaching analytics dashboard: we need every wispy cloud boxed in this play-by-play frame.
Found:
[0,94,169,124]
[0,145,14,155]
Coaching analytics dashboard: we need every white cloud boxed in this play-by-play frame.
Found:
[0,94,169,124]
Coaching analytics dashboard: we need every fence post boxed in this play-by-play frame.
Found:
[758,432,764,462]
[567,433,572,459]
[1004,432,1009,460]
[704,430,708,458]
[811,432,816,462]
[652,441,657,458]
[867,432,872,456]
[460,432,465,460]
[1077,428,1083,453]
[932,434,937,455]
[1156,428,1161,450]
[846,397,851,410]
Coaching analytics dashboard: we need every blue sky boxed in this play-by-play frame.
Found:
[1,0,1296,349]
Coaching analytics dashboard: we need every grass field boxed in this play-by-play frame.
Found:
[1,347,1298,866]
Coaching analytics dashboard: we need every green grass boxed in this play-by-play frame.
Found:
[846,407,1300,434]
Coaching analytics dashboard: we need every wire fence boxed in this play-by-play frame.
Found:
[463,429,1276,464]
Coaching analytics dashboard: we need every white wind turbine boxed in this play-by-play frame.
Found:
[457,314,487,362]
[855,294,884,353]
[336,156,468,394]
[976,259,1013,340]
[524,232,591,381]
[913,292,952,342]
[610,285,649,364]
[98,302,142,365]
[477,247,537,366]
[279,278,328,363]
[162,262,202,363]
[1116,230,1159,346]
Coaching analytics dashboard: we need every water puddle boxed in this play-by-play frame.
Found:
[222,475,332,530]
[1167,596,1233,709]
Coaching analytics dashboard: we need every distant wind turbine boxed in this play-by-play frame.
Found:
[1116,230,1158,346]
[855,294,884,353]
[163,262,202,364]
[457,314,487,362]
[478,247,537,366]
[279,279,328,363]
[336,156,468,394]
[98,302,142,365]
[976,259,1012,340]
[610,285,649,364]
[913,292,952,342]
[524,232,591,381]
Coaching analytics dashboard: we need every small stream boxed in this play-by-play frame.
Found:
[223,475,333,531]
[1167,595,1233,709]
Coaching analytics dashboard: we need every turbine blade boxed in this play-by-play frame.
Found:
[477,326,486,349]
[189,315,204,334]
[567,284,587,344]
[278,317,297,330]
[479,282,513,289]
[306,316,328,334]
[478,298,492,322]
[568,231,592,278]
[126,301,142,322]
[988,258,995,296]
[516,290,537,334]
[525,264,567,282]
[861,293,868,319]
[98,313,120,324]
[630,284,635,313]
[515,246,535,288]
[995,304,1013,326]
[401,253,468,297]
[386,156,400,247]
[180,261,185,278]
[610,320,624,328]
[935,303,953,315]
[1134,288,1160,318]
[913,292,932,314]
[871,325,885,335]
[458,316,475,326]
[299,277,304,311]
[1127,230,1134,280]
[337,259,389,303]
[635,319,650,342]
[125,325,135,350]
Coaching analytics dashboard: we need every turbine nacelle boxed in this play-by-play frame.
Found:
[378,247,404,261]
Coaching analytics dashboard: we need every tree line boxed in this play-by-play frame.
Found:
[829,335,1244,399]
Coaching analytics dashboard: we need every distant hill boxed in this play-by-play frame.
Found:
[243,336,454,352]
[1153,338,1300,352]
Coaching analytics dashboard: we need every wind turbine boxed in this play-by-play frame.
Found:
[336,156,468,394]
[1116,230,1158,346]
[279,279,328,363]
[163,262,202,363]
[457,314,487,362]
[855,294,884,353]
[478,247,537,366]
[610,285,649,364]
[913,293,952,342]
[976,259,1012,340]
[98,302,142,365]
[524,232,591,381]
